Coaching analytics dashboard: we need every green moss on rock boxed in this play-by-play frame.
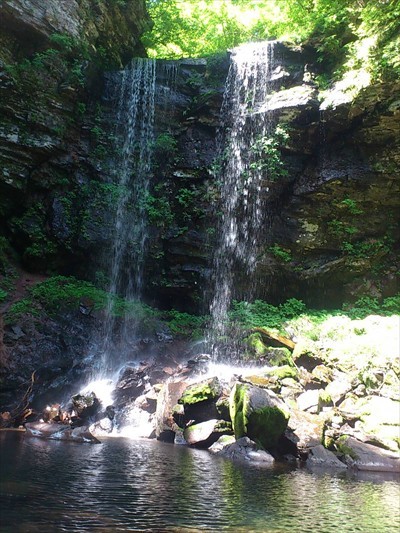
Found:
[265,365,298,380]
[178,377,221,405]
[229,383,289,450]
[247,406,289,449]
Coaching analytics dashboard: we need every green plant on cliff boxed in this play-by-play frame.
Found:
[5,276,159,323]
[5,33,89,97]
[144,192,174,229]
[163,310,206,338]
[269,244,292,263]
[250,125,289,181]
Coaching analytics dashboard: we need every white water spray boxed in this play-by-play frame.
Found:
[209,41,277,356]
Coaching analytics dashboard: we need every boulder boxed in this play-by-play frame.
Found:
[306,444,347,469]
[89,417,114,437]
[113,365,148,407]
[183,419,232,448]
[25,422,100,443]
[285,408,325,452]
[178,377,222,405]
[325,372,353,405]
[229,383,289,450]
[155,381,188,442]
[336,436,400,472]
[71,392,101,420]
[296,389,321,413]
[339,395,400,452]
[210,436,275,465]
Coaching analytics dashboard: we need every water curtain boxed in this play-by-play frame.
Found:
[209,41,276,358]
[100,58,156,374]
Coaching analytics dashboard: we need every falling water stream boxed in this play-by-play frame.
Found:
[98,58,156,375]
[209,41,277,357]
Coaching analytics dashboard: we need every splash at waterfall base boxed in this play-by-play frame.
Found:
[12,312,400,474]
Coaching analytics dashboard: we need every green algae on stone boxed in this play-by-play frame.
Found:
[247,406,289,449]
[178,376,221,405]
[264,365,298,380]
[229,383,289,450]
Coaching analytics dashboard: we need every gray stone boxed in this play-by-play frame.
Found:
[211,436,275,465]
[338,436,400,472]
[25,422,100,443]
[296,389,321,412]
[155,381,188,441]
[306,444,347,469]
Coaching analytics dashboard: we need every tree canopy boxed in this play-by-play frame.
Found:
[142,0,400,80]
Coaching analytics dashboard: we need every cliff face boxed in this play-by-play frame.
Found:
[0,0,151,275]
[0,7,399,417]
[0,4,398,312]
[140,45,399,309]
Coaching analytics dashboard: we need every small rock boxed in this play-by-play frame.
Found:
[296,389,321,413]
[211,436,275,465]
[306,445,347,469]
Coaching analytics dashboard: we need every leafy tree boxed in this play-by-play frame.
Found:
[143,0,399,80]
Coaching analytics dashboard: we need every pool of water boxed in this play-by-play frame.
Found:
[0,431,399,532]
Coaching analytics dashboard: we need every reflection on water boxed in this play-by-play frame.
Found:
[0,432,399,532]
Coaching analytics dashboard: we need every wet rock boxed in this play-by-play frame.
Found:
[182,399,220,425]
[155,381,188,442]
[337,436,400,472]
[183,419,232,448]
[306,445,347,469]
[89,417,114,437]
[230,383,289,450]
[25,422,100,443]
[216,396,231,421]
[113,365,148,407]
[285,408,325,452]
[178,376,221,405]
[71,392,100,420]
[210,436,275,465]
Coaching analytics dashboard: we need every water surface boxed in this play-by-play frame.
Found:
[1,432,399,532]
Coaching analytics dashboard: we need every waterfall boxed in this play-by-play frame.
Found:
[99,58,156,375]
[208,41,276,358]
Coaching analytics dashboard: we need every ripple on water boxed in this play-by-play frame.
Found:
[0,432,399,532]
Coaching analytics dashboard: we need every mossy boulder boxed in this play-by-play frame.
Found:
[241,365,298,391]
[183,419,233,448]
[264,365,298,380]
[178,377,221,406]
[246,332,268,357]
[229,383,289,450]
[335,436,400,472]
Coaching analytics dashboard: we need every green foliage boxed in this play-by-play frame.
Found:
[228,294,399,333]
[144,1,400,80]
[163,309,206,338]
[5,33,89,97]
[11,204,58,261]
[6,298,41,322]
[144,192,174,228]
[0,288,7,303]
[341,238,391,260]
[340,198,364,215]
[175,187,205,221]
[343,295,400,319]
[5,276,159,323]
[269,244,292,263]
[154,132,178,155]
[229,298,306,330]
[250,125,289,181]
